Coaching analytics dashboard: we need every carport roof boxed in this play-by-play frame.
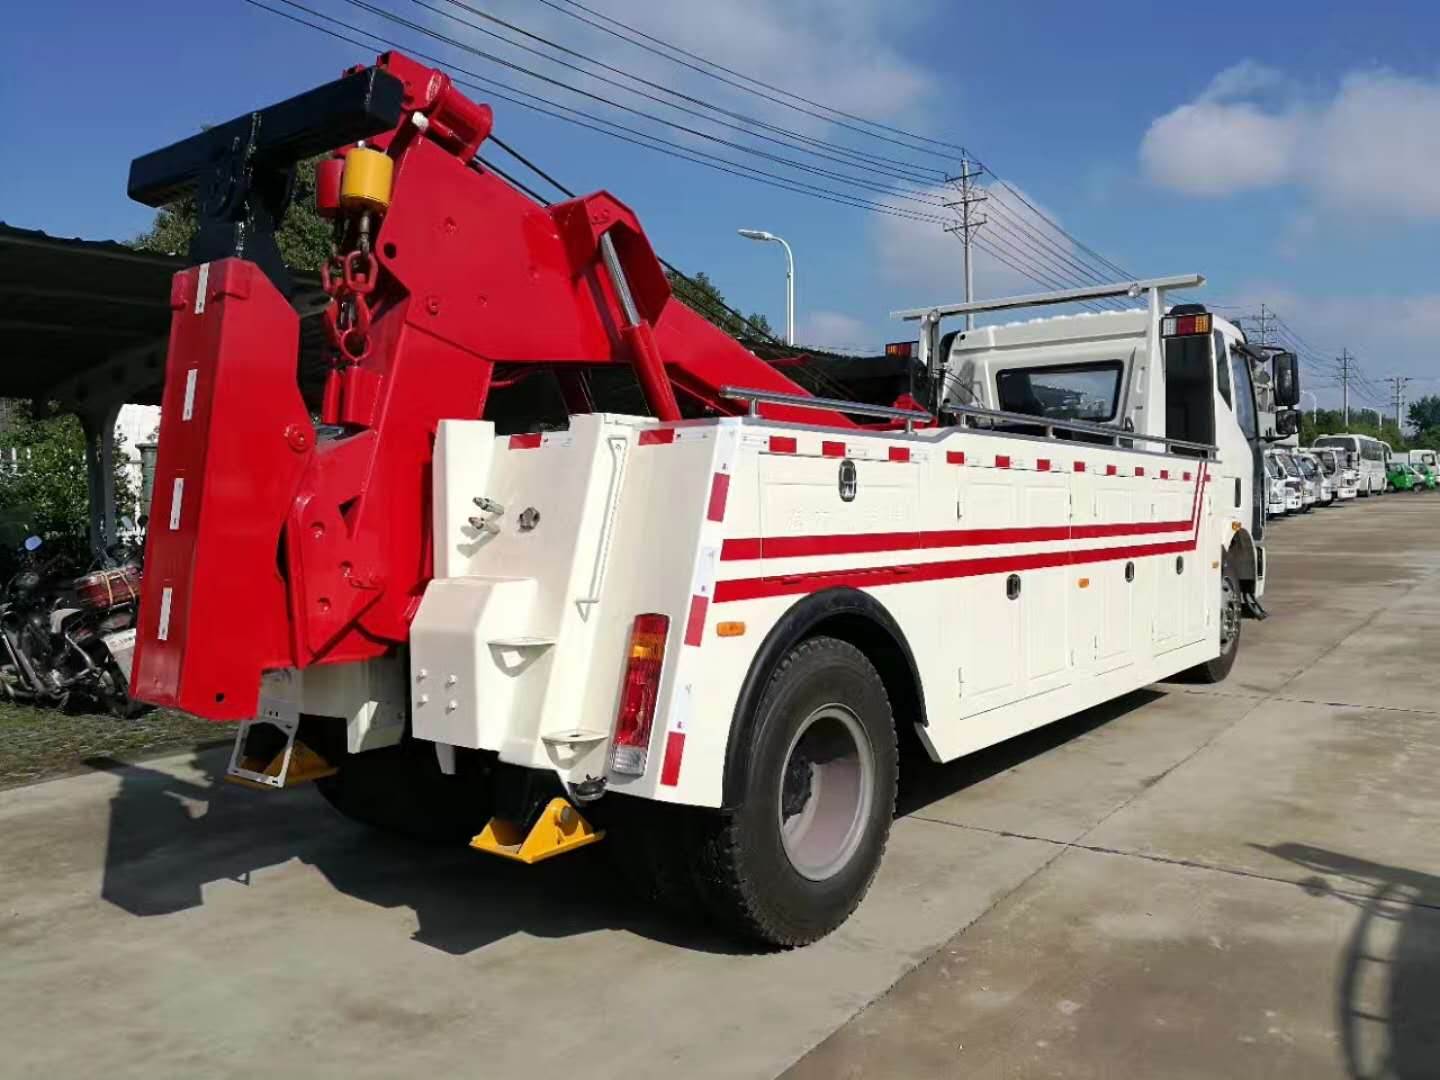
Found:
[0,223,182,402]
[0,223,328,409]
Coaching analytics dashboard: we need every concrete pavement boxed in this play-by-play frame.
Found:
[2,496,1438,1078]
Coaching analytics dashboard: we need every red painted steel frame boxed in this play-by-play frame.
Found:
[131,52,850,720]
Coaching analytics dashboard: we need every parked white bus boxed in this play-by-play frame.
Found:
[1313,434,1387,495]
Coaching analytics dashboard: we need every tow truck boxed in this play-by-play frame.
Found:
[126,52,1302,946]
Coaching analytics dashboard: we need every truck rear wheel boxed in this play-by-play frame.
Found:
[1186,551,1241,684]
[310,724,493,842]
[690,636,897,947]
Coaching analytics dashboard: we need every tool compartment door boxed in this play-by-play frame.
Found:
[1020,476,1070,696]
[1150,475,1191,654]
[1093,481,1137,673]
[954,475,1023,718]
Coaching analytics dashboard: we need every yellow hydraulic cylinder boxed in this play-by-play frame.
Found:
[339,147,394,213]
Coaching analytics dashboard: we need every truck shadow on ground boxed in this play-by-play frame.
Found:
[88,688,1161,957]
[1257,842,1440,1080]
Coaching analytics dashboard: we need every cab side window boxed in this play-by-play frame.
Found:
[1213,331,1232,408]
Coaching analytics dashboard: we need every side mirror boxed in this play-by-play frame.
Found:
[1275,409,1300,437]
[1272,351,1300,408]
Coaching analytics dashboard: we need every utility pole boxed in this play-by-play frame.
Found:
[943,153,988,330]
[1385,375,1411,433]
[1338,349,1352,427]
[1248,303,1275,347]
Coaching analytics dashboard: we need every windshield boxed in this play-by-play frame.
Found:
[1266,455,1285,479]
[1298,457,1318,478]
[1279,454,1301,478]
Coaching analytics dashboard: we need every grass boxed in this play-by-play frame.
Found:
[0,700,231,789]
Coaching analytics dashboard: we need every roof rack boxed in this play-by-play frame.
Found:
[946,403,1216,458]
[891,275,1208,433]
[719,386,931,432]
[890,275,1204,323]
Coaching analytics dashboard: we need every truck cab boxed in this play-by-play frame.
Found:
[935,305,1297,602]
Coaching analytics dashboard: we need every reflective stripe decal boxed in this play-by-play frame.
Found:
[706,472,730,522]
[683,594,709,647]
[659,731,686,786]
[714,538,1195,603]
[182,369,198,421]
[169,477,184,530]
[193,262,210,315]
[156,586,174,642]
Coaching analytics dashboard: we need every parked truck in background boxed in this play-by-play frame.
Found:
[122,52,1302,946]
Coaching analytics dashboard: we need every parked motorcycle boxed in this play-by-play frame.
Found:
[0,527,149,717]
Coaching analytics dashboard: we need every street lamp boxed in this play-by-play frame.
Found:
[737,228,794,345]
[1301,389,1318,423]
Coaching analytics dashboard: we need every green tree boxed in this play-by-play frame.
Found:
[132,156,333,271]
[1299,406,1408,449]
[665,270,776,342]
[0,404,135,563]
[1407,394,1440,436]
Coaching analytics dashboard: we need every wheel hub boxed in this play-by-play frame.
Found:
[1220,576,1240,652]
[776,704,875,881]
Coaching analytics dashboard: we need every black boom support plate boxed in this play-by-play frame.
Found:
[127,65,405,294]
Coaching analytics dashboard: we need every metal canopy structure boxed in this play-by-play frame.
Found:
[0,223,326,549]
[0,223,181,406]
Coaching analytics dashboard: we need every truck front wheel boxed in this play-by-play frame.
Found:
[692,636,897,947]
[1185,551,1241,684]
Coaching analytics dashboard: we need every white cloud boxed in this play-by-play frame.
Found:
[1318,72,1440,219]
[1140,101,1299,196]
[798,309,873,350]
[1140,63,1440,219]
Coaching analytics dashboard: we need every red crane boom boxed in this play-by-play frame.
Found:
[127,51,854,720]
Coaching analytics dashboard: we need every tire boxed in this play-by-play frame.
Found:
[311,724,494,842]
[95,657,151,719]
[687,636,898,947]
[1186,550,1241,684]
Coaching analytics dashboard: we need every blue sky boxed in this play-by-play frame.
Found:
[5,0,1438,411]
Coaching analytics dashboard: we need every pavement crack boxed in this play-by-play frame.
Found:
[1180,688,1440,717]
[907,816,1440,914]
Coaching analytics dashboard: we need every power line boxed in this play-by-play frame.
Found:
[423,0,951,185]
[252,0,960,225]
[534,0,972,159]
[243,0,1129,310]
[523,0,1132,289]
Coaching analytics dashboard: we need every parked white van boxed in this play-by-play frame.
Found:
[1309,446,1359,500]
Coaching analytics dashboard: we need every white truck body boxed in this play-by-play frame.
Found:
[280,294,1260,808]
[239,276,1286,943]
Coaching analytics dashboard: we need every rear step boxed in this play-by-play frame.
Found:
[225,715,337,790]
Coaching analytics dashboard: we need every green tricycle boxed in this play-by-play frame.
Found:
[1386,461,1425,491]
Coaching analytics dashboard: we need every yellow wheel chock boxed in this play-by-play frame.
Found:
[471,797,604,864]
[224,717,338,791]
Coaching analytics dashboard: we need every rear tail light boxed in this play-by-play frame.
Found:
[610,614,670,775]
[1161,312,1212,337]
